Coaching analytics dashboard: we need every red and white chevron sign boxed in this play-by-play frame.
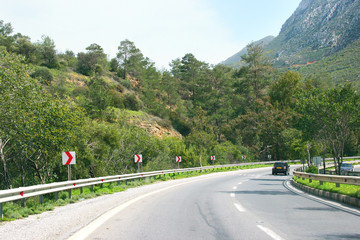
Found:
[211,156,215,161]
[242,155,246,160]
[62,151,76,165]
[176,156,181,163]
[135,154,142,163]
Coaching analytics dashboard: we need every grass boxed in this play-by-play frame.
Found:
[0,163,274,221]
[293,176,360,199]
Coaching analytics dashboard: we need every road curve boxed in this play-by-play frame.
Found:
[74,167,360,240]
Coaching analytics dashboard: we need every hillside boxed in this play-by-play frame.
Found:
[221,35,274,67]
[288,38,360,87]
[266,0,360,67]
[222,0,360,85]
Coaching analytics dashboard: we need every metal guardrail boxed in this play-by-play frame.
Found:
[293,171,360,186]
[293,158,360,187]
[0,157,356,219]
[0,160,300,218]
[0,161,291,204]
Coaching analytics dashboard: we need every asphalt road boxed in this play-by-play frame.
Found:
[74,167,360,240]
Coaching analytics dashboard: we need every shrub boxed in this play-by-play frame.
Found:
[305,165,318,174]
[124,93,140,111]
[31,67,53,85]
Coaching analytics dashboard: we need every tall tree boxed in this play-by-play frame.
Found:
[235,42,273,102]
[295,84,360,173]
[36,35,59,68]
[0,20,14,51]
[117,39,144,80]
[77,43,107,76]
[269,71,302,110]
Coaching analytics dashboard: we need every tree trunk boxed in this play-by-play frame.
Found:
[0,138,12,189]
[306,142,311,166]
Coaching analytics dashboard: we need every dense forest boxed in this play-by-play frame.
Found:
[1,20,360,189]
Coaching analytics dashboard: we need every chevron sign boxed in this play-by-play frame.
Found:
[62,152,76,165]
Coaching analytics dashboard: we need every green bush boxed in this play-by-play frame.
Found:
[124,93,140,111]
[31,67,53,85]
[305,165,318,174]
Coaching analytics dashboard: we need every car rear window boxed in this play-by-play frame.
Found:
[274,162,285,167]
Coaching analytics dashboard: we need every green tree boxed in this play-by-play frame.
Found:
[36,35,59,68]
[235,42,273,102]
[269,71,301,110]
[0,49,84,188]
[295,84,360,173]
[12,34,37,63]
[185,107,216,167]
[206,65,234,143]
[117,39,144,80]
[77,43,107,76]
[0,20,14,51]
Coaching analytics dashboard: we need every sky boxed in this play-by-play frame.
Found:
[0,0,302,69]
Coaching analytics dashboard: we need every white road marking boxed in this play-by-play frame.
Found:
[232,186,237,190]
[257,225,285,240]
[230,193,235,198]
[238,182,243,185]
[234,203,246,212]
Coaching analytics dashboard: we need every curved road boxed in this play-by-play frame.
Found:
[70,167,360,240]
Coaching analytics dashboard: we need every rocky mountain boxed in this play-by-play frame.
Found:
[266,0,360,67]
[223,0,360,69]
[221,36,274,67]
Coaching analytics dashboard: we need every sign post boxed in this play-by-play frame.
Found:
[211,156,215,166]
[62,151,76,180]
[176,156,181,169]
[301,159,306,171]
[62,151,76,198]
[135,154,142,173]
[313,156,322,174]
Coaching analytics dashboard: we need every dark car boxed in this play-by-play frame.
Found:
[272,162,289,175]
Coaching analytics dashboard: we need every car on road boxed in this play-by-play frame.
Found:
[340,163,354,173]
[272,162,289,175]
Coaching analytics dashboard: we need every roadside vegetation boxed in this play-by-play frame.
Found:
[1,18,360,193]
[293,176,360,199]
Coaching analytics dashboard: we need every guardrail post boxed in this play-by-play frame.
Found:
[309,179,312,183]
[21,199,25,207]
[336,183,340,188]
[80,187,83,194]
[0,203,3,220]
[68,189,72,199]
[39,195,43,204]
[320,181,323,185]
[55,192,59,201]
[90,185,94,192]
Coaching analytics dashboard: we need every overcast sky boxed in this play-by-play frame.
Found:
[1,0,301,69]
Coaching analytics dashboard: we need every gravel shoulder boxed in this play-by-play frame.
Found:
[0,171,240,240]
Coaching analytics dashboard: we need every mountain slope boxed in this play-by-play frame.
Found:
[289,38,360,87]
[221,35,275,67]
[266,0,360,67]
